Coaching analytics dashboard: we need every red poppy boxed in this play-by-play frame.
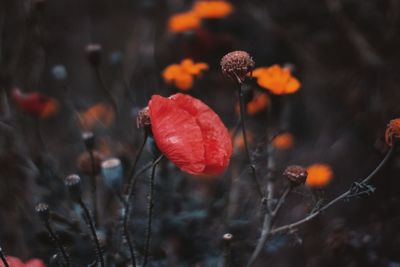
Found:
[11,88,59,118]
[0,256,46,267]
[148,93,232,175]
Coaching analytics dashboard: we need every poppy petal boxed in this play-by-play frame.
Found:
[149,95,206,174]
[169,94,232,175]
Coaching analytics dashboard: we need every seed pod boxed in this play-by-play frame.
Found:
[101,158,123,189]
[283,165,308,187]
[82,131,95,151]
[220,51,255,83]
[65,174,82,202]
[85,43,102,67]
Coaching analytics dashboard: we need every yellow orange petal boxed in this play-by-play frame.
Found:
[306,163,333,188]
[192,1,233,19]
[175,73,194,90]
[272,133,294,150]
[168,11,201,33]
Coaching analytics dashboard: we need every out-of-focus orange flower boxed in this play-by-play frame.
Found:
[78,103,115,130]
[252,65,301,95]
[306,163,334,188]
[272,133,294,150]
[232,130,253,150]
[162,59,209,90]
[192,0,233,19]
[168,11,201,33]
[385,118,400,146]
[235,91,269,115]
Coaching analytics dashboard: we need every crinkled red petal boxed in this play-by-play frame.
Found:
[149,93,232,176]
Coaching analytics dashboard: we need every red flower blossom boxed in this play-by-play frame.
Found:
[148,93,232,175]
[0,256,45,267]
[11,88,59,118]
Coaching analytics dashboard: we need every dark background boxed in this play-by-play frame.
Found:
[1,0,400,266]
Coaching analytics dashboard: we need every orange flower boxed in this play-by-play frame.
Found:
[385,118,400,146]
[306,163,334,188]
[192,0,233,19]
[78,103,115,130]
[235,91,269,115]
[168,11,201,33]
[162,59,209,90]
[272,133,294,150]
[232,130,253,150]
[252,65,301,95]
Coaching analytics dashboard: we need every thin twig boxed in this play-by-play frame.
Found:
[78,199,105,267]
[270,146,394,235]
[143,155,164,267]
[0,246,9,267]
[88,149,98,225]
[237,82,263,199]
[44,221,71,267]
[123,132,148,267]
[94,67,119,116]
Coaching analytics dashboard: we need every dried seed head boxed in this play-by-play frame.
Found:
[101,157,123,188]
[85,43,102,67]
[35,202,50,222]
[283,165,308,187]
[77,150,105,176]
[137,107,151,128]
[65,174,82,202]
[137,107,152,135]
[82,131,95,151]
[220,51,255,83]
[385,118,400,146]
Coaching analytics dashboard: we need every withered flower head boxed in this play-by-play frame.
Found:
[137,107,151,128]
[220,51,255,83]
[77,150,105,176]
[65,174,82,202]
[35,202,50,222]
[283,165,308,187]
[85,43,102,67]
[385,118,400,146]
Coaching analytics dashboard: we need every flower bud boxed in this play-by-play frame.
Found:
[220,51,255,83]
[101,158,123,189]
[385,118,400,146]
[35,202,50,222]
[283,165,308,187]
[82,131,95,151]
[85,43,102,67]
[65,174,82,202]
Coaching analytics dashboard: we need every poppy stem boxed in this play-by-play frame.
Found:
[94,66,119,116]
[44,220,72,267]
[123,132,148,267]
[143,155,163,267]
[0,246,9,267]
[237,83,264,199]
[78,199,105,267]
[88,149,98,225]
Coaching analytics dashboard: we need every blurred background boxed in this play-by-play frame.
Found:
[1,0,400,266]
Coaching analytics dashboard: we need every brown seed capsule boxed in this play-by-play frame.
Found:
[283,165,308,187]
[220,51,255,83]
[77,150,105,176]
